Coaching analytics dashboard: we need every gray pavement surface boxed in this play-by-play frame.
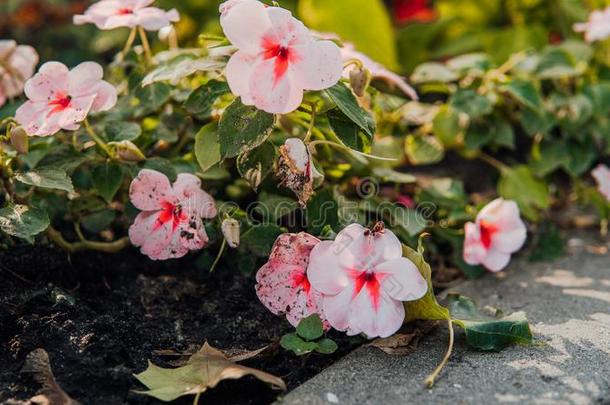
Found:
[279,236,610,405]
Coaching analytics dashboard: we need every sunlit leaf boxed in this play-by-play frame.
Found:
[0,204,49,243]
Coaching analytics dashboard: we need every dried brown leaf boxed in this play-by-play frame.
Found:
[21,349,79,405]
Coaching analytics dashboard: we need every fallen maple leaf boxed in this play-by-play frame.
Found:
[134,342,286,402]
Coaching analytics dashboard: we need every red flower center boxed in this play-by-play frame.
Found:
[155,201,187,231]
[117,8,133,15]
[479,220,498,249]
[262,37,295,85]
[48,94,72,115]
[291,271,311,293]
[352,271,381,311]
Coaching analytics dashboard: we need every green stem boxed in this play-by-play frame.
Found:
[138,26,153,63]
[47,227,130,254]
[193,390,202,405]
[303,103,317,143]
[478,152,509,172]
[120,27,138,61]
[308,140,397,162]
[425,319,454,388]
[209,238,227,273]
[83,119,112,157]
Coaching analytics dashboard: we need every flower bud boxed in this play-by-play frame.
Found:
[221,218,240,248]
[349,66,371,97]
[9,126,28,154]
[109,140,146,162]
[277,138,315,206]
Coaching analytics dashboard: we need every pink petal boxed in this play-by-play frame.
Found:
[478,199,527,254]
[0,90,5,107]
[308,240,351,296]
[333,223,403,270]
[0,40,16,59]
[293,40,343,91]
[129,169,174,211]
[68,62,103,97]
[90,81,118,112]
[225,51,256,105]
[56,94,96,130]
[128,211,178,260]
[24,61,69,102]
[102,14,139,29]
[376,257,427,302]
[135,7,180,31]
[320,285,354,332]
[463,221,486,266]
[349,289,405,338]
[220,0,271,55]
[249,59,304,113]
[268,232,320,267]
[15,101,54,136]
[592,164,610,202]
[177,217,208,251]
[481,248,511,272]
[7,45,39,94]
[173,173,217,219]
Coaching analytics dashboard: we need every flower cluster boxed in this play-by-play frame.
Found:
[574,7,610,43]
[256,223,428,338]
[74,0,179,31]
[0,40,38,108]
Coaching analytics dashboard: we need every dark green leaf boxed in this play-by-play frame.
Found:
[325,82,375,137]
[255,192,299,222]
[447,294,533,351]
[81,209,116,233]
[0,205,50,243]
[240,224,282,257]
[142,158,177,182]
[92,163,124,203]
[450,89,493,119]
[280,333,318,356]
[315,338,338,354]
[218,99,275,159]
[529,222,564,262]
[404,134,444,165]
[306,188,339,235]
[105,121,142,141]
[296,314,324,341]
[15,168,74,193]
[194,123,221,172]
[498,165,549,221]
[327,108,372,151]
[135,82,171,111]
[237,142,276,190]
[502,79,543,111]
[185,80,230,118]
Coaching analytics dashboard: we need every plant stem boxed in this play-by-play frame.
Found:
[303,104,317,143]
[83,119,112,157]
[425,319,455,388]
[138,26,153,63]
[308,140,397,161]
[121,27,138,61]
[478,152,509,172]
[47,227,130,254]
[209,238,227,273]
[192,390,202,405]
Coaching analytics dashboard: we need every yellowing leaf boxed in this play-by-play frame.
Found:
[134,342,286,402]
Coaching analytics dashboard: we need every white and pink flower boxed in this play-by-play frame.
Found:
[573,7,610,43]
[15,61,117,137]
[74,0,179,31]
[219,0,342,114]
[463,198,527,272]
[255,232,328,329]
[592,164,610,202]
[307,223,428,338]
[128,169,217,261]
[0,40,38,107]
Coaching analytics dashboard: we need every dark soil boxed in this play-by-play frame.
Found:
[0,245,362,405]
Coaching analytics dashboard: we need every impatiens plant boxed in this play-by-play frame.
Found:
[3,0,609,397]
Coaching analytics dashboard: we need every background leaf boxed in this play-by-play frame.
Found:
[92,163,124,203]
[15,168,74,193]
[218,100,275,159]
[0,205,50,243]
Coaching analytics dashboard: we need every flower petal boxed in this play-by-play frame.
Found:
[129,169,173,211]
[173,173,217,219]
[90,81,118,112]
[463,221,485,266]
[225,51,257,104]
[220,0,271,55]
[349,289,405,338]
[177,217,208,251]
[321,285,354,332]
[333,223,403,270]
[135,7,180,31]
[249,59,304,113]
[308,240,351,295]
[268,232,320,267]
[592,164,610,202]
[481,248,511,272]
[24,61,69,101]
[376,257,428,302]
[293,40,342,91]
[56,95,95,131]
[15,102,54,136]
[68,62,104,97]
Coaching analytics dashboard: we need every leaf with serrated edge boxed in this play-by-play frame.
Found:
[134,342,285,402]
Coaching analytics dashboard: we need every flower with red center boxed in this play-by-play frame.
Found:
[15,61,116,137]
[463,198,527,272]
[255,232,329,329]
[74,0,179,31]
[0,40,38,108]
[393,0,436,24]
[307,223,428,338]
[592,164,610,202]
[219,0,342,114]
[574,7,610,43]
[128,169,217,261]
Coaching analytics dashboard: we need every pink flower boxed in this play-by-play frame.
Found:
[592,164,610,202]
[219,0,342,114]
[307,223,428,338]
[463,198,527,272]
[573,7,610,43]
[128,169,217,261]
[0,40,38,107]
[74,0,179,31]
[256,232,328,329]
[15,61,117,137]
[341,43,418,100]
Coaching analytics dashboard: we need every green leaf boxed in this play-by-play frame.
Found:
[306,188,339,235]
[433,105,463,147]
[404,134,444,165]
[92,163,124,203]
[280,333,318,356]
[327,108,372,151]
[403,242,450,322]
[142,158,177,182]
[194,123,221,173]
[325,82,375,137]
[465,118,514,151]
[529,222,564,262]
[0,205,50,243]
[502,80,543,111]
[142,55,225,86]
[498,165,550,221]
[240,224,282,257]
[447,294,533,351]
[389,205,426,237]
[218,99,275,159]
[104,121,142,141]
[15,168,74,193]
[296,314,324,341]
[371,167,416,184]
[315,338,338,355]
[237,142,276,190]
[135,82,171,111]
[450,89,493,119]
[255,192,299,222]
[530,139,570,177]
[81,209,116,233]
[185,80,230,118]
[298,0,398,69]
[411,62,458,84]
